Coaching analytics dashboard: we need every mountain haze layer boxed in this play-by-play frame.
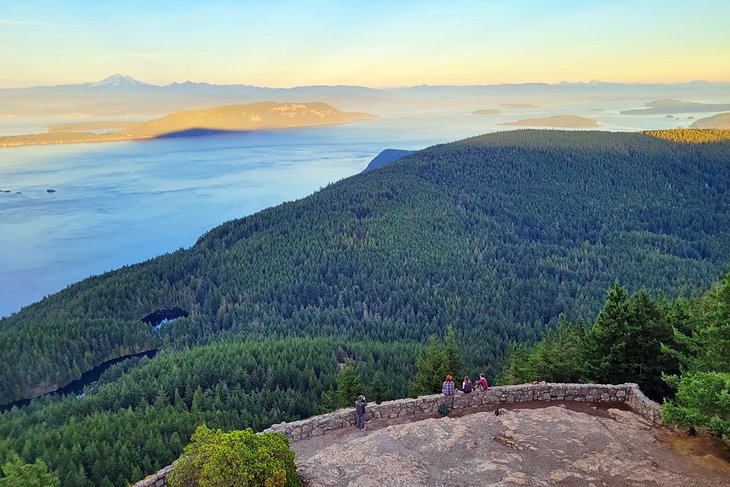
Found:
[2,75,730,116]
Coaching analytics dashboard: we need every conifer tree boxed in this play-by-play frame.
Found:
[367,371,386,404]
[662,271,730,438]
[498,343,532,385]
[671,272,730,373]
[410,335,448,396]
[585,281,630,384]
[444,326,464,379]
[335,362,364,408]
[625,290,676,398]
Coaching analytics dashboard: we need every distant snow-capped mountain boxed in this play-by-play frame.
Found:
[86,74,151,88]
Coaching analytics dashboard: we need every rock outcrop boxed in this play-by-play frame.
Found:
[295,405,729,486]
[131,383,728,487]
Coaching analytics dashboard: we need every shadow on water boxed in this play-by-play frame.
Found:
[153,128,241,138]
[1,349,158,412]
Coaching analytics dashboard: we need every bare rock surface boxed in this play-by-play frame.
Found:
[293,404,730,487]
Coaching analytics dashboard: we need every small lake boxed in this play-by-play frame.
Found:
[0,107,713,317]
[0,349,157,412]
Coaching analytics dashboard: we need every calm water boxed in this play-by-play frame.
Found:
[0,108,709,317]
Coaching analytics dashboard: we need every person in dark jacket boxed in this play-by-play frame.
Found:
[355,395,367,430]
[462,375,473,393]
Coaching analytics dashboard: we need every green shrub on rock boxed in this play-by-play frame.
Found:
[662,371,730,438]
[0,455,59,487]
[167,425,300,487]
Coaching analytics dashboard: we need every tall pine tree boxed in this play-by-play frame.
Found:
[335,362,364,408]
[585,281,630,384]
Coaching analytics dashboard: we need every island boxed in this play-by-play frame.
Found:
[500,103,540,109]
[689,112,730,129]
[620,99,730,115]
[0,102,375,148]
[501,115,599,128]
[472,109,503,115]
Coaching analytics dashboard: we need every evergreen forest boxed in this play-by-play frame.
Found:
[1,129,729,485]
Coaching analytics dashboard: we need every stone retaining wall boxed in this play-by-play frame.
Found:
[131,382,662,486]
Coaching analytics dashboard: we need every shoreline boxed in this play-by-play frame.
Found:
[0,118,372,149]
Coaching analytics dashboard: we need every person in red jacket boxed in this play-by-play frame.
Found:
[475,373,489,391]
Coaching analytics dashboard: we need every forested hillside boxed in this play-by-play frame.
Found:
[1,130,730,485]
[2,130,730,406]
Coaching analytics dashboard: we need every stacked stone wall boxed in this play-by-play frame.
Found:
[132,382,662,486]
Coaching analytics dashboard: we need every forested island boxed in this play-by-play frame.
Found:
[501,114,599,128]
[0,102,374,148]
[473,109,503,115]
[1,129,729,486]
[621,98,730,115]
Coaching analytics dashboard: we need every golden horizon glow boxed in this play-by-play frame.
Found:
[1,1,729,89]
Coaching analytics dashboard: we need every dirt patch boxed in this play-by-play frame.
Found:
[662,430,730,479]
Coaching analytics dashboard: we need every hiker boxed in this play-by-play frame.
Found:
[355,394,367,430]
[442,375,455,396]
[475,373,489,391]
[462,375,472,393]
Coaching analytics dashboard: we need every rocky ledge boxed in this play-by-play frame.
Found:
[294,404,729,486]
[132,384,727,487]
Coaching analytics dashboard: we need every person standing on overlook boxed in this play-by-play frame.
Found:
[355,395,368,430]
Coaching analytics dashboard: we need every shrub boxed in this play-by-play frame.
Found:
[167,426,301,487]
[0,455,59,487]
[662,371,730,438]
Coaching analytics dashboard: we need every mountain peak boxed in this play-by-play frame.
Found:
[88,74,148,88]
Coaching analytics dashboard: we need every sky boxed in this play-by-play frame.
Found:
[1,0,729,88]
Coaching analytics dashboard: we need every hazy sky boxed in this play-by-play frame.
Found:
[1,0,729,88]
